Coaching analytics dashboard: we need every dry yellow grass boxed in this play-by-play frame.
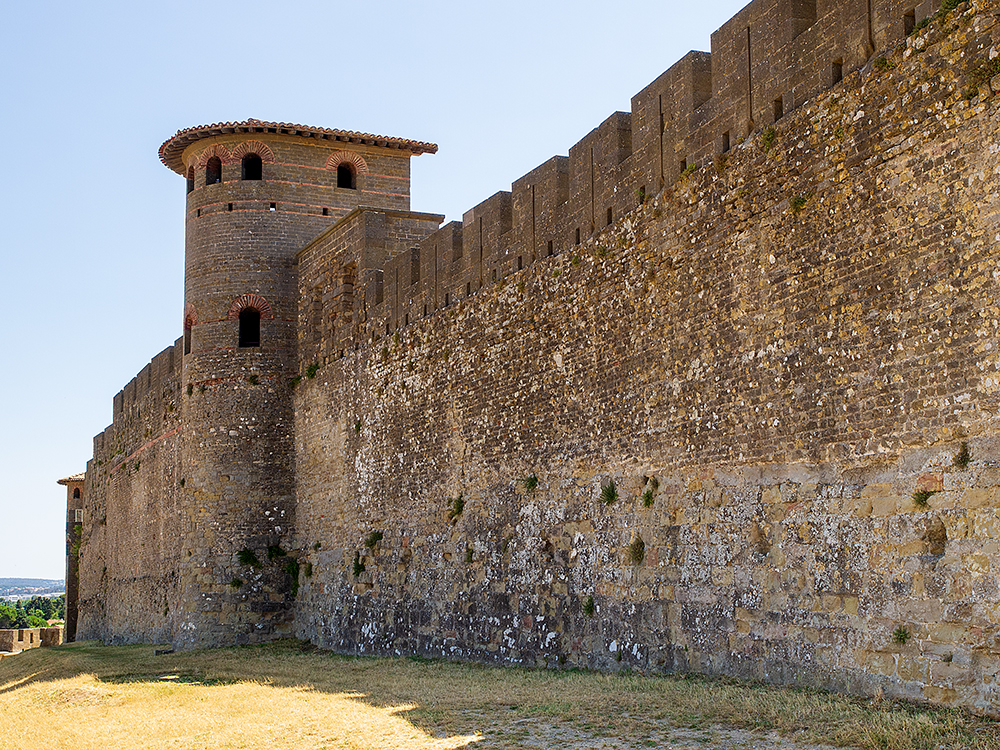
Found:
[0,640,996,750]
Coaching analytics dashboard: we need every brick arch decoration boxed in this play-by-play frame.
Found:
[183,303,199,329]
[325,150,369,175]
[195,143,234,169]
[227,294,274,321]
[230,140,276,163]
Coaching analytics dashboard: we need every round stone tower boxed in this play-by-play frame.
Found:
[159,119,436,648]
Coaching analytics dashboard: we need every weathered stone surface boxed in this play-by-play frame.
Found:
[69,0,1000,718]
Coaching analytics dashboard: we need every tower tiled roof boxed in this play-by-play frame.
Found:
[57,473,85,485]
[159,119,438,174]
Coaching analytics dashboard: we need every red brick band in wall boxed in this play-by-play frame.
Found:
[227,294,274,321]
[230,140,276,163]
[183,303,198,329]
[325,150,369,174]
[195,144,235,169]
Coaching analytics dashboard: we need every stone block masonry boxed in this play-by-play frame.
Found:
[293,2,1000,716]
[0,627,63,654]
[68,0,1000,718]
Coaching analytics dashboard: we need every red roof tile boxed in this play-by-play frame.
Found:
[159,119,438,174]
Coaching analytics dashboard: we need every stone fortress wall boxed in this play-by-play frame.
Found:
[72,0,1000,715]
[297,0,948,353]
[77,342,184,644]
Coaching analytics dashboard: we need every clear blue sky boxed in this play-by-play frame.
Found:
[0,0,747,580]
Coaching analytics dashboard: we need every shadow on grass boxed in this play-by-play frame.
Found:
[1,639,998,750]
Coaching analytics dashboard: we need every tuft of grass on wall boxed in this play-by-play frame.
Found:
[628,536,645,565]
[364,531,384,549]
[953,442,971,470]
[600,480,619,506]
[447,493,464,521]
[641,477,659,508]
[284,560,300,596]
[237,549,262,569]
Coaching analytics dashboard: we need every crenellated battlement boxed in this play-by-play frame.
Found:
[71,0,1000,713]
[297,0,950,362]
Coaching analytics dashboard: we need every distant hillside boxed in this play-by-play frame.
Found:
[0,579,65,599]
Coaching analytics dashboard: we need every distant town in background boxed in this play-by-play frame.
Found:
[0,579,65,600]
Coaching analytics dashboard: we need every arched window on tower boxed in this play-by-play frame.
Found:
[239,308,261,348]
[73,488,81,499]
[186,167,195,194]
[242,153,262,181]
[206,156,222,185]
[337,163,356,189]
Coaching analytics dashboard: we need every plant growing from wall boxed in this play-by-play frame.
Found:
[289,375,302,389]
[628,535,645,565]
[186,384,194,396]
[760,127,776,150]
[874,56,896,72]
[583,595,595,617]
[520,473,539,492]
[199,384,207,393]
[354,419,362,433]
[267,545,287,561]
[303,562,313,578]
[237,549,262,569]
[364,530,383,548]
[641,477,659,508]
[913,490,937,508]
[247,373,258,385]
[305,362,320,379]
[464,546,473,564]
[600,480,618,506]
[954,442,971,470]
[892,625,911,645]
[230,578,243,590]
[312,541,321,551]
[447,493,464,520]
[791,193,812,214]
[284,560,300,595]
[352,552,365,577]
